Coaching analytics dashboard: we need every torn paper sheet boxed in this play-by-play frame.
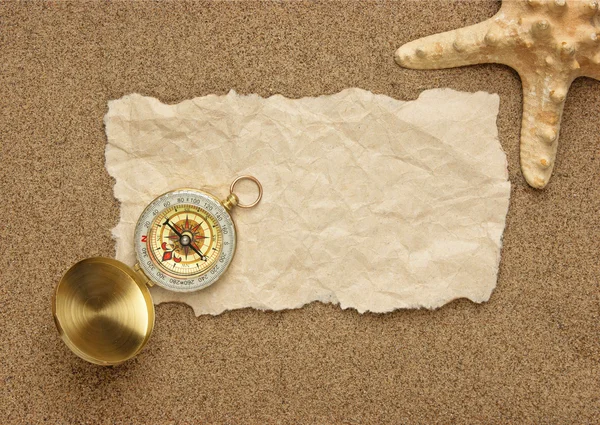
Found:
[105,88,510,315]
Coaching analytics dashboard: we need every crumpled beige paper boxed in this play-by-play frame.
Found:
[104,88,510,316]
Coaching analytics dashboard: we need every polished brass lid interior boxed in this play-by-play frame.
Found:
[52,257,155,366]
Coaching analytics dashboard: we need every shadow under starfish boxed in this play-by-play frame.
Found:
[396,0,600,189]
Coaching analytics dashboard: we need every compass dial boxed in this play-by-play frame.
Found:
[148,206,222,277]
[134,189,236,292]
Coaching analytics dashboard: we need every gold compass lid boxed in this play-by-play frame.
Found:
[52,257,155,366]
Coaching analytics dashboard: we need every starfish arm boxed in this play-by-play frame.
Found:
[518,70,574,189]
[395,19,508,70]
[583,66,600,81]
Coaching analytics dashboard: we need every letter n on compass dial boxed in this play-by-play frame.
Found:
[147,205,223,279]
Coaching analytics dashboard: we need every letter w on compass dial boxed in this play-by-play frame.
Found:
[148,205,223,279]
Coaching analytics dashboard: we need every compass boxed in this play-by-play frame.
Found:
[135,188,237,292]
[52,176,262,365]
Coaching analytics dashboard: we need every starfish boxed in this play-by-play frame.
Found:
[395,0,600,189]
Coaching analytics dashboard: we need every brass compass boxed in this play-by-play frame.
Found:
[52,176,262,366]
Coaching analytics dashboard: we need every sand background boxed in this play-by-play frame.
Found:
[1,1,599,423]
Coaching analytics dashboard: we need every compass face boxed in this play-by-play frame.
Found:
[134,189,236,292]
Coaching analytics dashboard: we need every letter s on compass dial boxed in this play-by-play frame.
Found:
[134,189,236,292]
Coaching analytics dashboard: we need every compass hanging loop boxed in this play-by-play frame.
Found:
[227,175,263,209]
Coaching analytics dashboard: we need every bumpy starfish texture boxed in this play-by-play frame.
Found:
[395,0,600,189]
